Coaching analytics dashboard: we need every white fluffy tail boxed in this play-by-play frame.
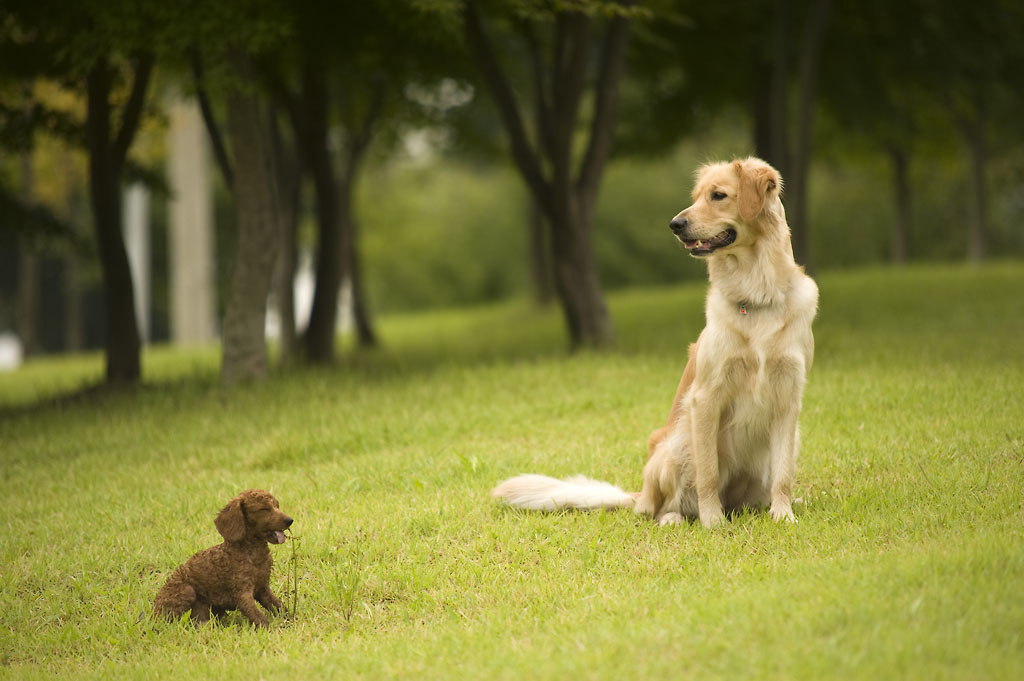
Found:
[492,474,635,511]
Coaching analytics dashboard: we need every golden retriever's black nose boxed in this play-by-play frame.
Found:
[670,217,689,235]
[284,517,294,527]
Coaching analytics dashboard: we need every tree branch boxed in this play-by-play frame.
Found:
[553,13,570,92]
[578,12,631,199]
[263,69,304,155]
[349,78,386,159]
[793,0,834,168]
[516,20,556,157]
[296,61,330,166]
[85,56,112,181]
[462,1,551,214]
[552,11,592,154]
[111,52,154,169]
[769,0,790,175]
[191,50,235,189]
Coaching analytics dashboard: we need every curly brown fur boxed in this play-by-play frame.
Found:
[153,489,294,628]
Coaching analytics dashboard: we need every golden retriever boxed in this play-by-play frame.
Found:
[493,157,818,528]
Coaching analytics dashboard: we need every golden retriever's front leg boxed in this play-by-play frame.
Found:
[767,355,808,523]
[689,389,724,528]
[768,408,800,523]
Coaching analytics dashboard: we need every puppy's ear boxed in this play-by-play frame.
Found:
[736,160,781,221]
[214,495,246,542]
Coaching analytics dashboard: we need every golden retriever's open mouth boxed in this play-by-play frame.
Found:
[267,530,287,544]
[682,229,736,256]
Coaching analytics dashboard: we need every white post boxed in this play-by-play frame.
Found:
[167,95,217,345]
[123,183,150,342]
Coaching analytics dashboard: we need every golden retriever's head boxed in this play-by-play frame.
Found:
[669,157,783,257]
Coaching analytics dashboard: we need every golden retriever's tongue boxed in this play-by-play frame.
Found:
[269,531,287,544]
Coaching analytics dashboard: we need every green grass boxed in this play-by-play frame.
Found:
[1,262,1023,680]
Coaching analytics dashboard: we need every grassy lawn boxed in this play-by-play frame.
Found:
[1,262,1022,680]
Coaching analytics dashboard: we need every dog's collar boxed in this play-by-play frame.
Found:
[736,300,774,315]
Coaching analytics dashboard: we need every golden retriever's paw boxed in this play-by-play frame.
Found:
[633,498,656,518]
[699,509,725,529]
[770,503,796,523]
[657,512,684,527]
[697,497,725,528]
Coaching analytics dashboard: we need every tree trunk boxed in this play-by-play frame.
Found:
[220,52,282,386]
[17,146,38,357]
[750,55,774,165]
[292,67,343,364]
[16,240,39,357]
[960,109,988,262]
[768,0,791,178]
[304,146,343,362]
[338,170,376,348]
[751,0,790,176]
[274,199,299,359]
[786,0,833,271]
[886,144,911,263]
[269,110,300,362]
[336,123,378,349]
[527,197,553,305]
[85,56,144,385]
[462,4,627,349]
[549,194,612,348]
[347,232,376,348]
[64,151,86,353]
[567,11,630,348]
[64,250,84,352]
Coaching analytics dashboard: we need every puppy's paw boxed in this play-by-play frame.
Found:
[770,503,796,523]
[657,512,684,527]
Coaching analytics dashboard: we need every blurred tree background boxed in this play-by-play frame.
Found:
[1,0,1022,385]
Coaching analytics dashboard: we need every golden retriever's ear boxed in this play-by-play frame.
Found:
[736,161,781,221]
[214,495,246,542]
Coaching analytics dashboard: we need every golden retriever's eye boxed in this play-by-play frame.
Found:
[711,191,727,201]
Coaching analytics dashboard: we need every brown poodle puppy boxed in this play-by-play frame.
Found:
[153,489,293,628]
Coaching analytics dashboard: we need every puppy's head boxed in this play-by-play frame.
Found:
[214,489,294,545]
[669,157,783,257]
